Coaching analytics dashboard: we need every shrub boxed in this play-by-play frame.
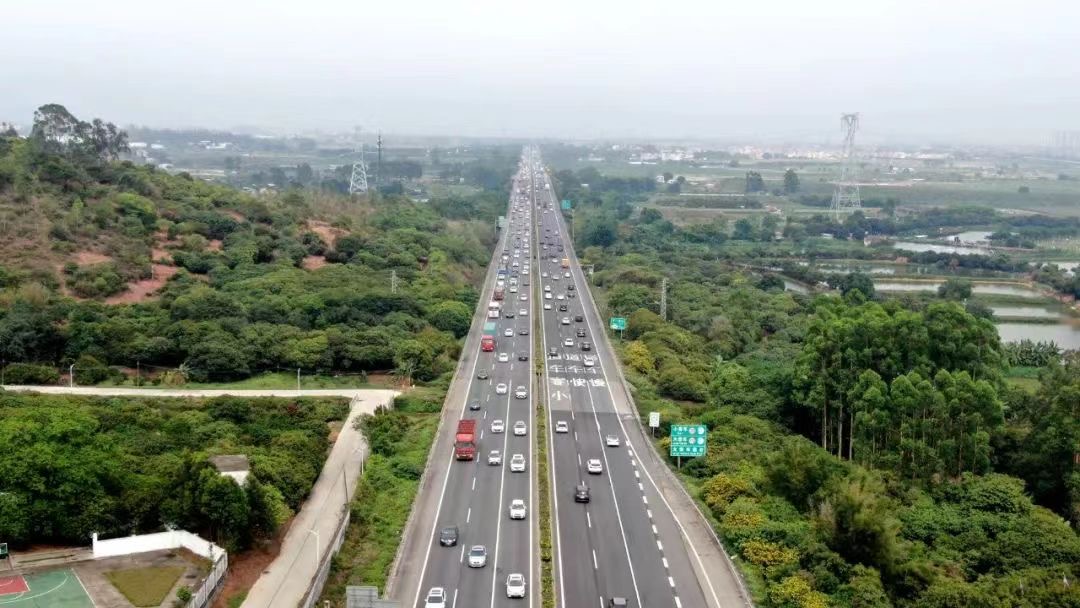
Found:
[3,363,60,385]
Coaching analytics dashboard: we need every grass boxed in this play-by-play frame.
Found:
[101,371,377,390]
[536,393,555,608]
[105,566,185,607]
[317,410,441,606]
[227,591,247,608]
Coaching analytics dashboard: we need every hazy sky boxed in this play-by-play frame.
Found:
[3,0,1078,144]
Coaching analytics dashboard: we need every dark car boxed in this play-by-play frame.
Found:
[567,284,575,291]
[518,352,529,361]
[469,401,481,411]
[504,311,515,318]
[519,328,530,335]
[439,525,459,546]
[558,304,568,312]
[574,484,591,503]
[477,369,490,380]
[567,292,576,298]
[574,315,584,322]
[576,328,586,338]
[581,342,592,351]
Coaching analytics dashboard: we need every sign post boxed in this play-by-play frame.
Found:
[609,317,627,340]
[648,412,660,438]
[0,543,7,560]
[560,200,572,211]
[670,424,708,468]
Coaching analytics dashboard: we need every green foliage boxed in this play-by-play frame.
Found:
[0,393,347,549]
[2,362,61,384]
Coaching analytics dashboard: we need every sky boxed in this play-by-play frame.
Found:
[2,0,1078,145]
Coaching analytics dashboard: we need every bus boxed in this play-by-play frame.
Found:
[561,258,570,269]
[480,335,496,352]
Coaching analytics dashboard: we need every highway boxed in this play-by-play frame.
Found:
[395,148,748,608]
[406,158,539,608]
[530,151,746,608]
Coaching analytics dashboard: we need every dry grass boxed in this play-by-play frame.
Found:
[105,565,184,606]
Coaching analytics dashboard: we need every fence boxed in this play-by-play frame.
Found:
[91,530,228,608]
[299,510,351,608]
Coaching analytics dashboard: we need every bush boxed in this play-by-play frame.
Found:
[2,363,60,385]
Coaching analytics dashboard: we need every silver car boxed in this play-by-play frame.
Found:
[510,453,527,472]
[468,545,488,568]
[506,573,526,598]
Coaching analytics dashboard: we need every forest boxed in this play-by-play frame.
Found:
[0,393,349,552]
[0,105,516,384]
[560,164,1080,608]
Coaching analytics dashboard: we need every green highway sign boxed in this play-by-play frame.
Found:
[609,317,627,331]
[670,424,708,457]
[561,200,572,210]
[0,543,7,559]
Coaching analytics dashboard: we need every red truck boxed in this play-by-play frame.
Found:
[480,335,496,352]
[493,287,505,301]
[455,420,477,460]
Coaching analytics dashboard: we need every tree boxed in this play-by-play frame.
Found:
[838,272,875,300]
[428,301,472,338]
[581,214,618,248]
[937,278,972,300]
[295,163,315,185]
[784,169,800,194]
[733,218,757,240]
[746,171,766,193]
[197,469,250,551]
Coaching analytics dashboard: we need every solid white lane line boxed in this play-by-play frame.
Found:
[453,588,459,608]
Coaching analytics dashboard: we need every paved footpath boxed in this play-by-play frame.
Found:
[3,384,399,608]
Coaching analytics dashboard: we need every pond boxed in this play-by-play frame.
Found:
[944,230,993,243]
[873,280,1044,299]
[783,279,809,294]
[995,322,1080,349]
[990,305,1062,320]
[892,241,992,255]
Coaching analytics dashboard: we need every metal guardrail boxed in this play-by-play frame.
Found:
[187,552,229,608]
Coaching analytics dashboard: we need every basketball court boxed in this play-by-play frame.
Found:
[0,570,96,607]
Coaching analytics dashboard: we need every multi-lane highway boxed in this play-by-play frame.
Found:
[395,148,749,608]
[406,159,539,608]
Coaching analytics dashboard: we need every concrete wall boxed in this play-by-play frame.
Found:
[91,530,225,561]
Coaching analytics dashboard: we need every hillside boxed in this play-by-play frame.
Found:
[0,106,513,383]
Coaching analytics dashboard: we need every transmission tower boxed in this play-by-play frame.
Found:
[831,113,861,217]
[349,126,369,196]
[376,131,383,187]
[659,277,668,321]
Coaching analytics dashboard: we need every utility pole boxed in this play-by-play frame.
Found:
[296,368,301,391]
[349,126,368,196]
[376,131,383,187]
[831,113,862,218]
[390,270,398,294]
[69,364,75,387]
[660,277,668,321]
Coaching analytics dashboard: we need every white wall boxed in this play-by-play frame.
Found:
[92,530,225,561]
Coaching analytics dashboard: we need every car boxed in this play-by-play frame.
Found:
[488,450,502,465]
[520,294,528,301]
[543,303,552,310]
[425,587,447,608]
[548,346,559,357]
[508,499,527,520]
[581,342,592,351]
[509,285,518,293]
[510,453,526,472]
[555,420,569,433]
[519,327,530,335]
[558,304,568,312]
[439,525,458,546]
[504,311,515,318]
[576,328,586,337]
[496,383,508,394]
[605,434,621,447]
[498,352,510,363]
[563,337,574,347]
[519,308,528,316]
[556,294,565,300]
[567,284,575,291]
[504,328,514,337]
[518,352,529,361]
[608,599,628,608]
[575,315,584,322]
[587,458,603,474]
[561,317,570,326]
[583,356,595,367]
[513,420,527,435]
[544,284,551,292]
[467,544,488,568]
[564,272,571,278]
[469,400,481,410]
[506,573,527,598]
[574,484,591,503]
[477,369,490,379]
[515,385,528,399]
[491,419,505,433]
[544,293,553,300]
[567,291,576,298]
[542,272,549,278]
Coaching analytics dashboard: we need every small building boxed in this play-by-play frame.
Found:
[208,455,250,486]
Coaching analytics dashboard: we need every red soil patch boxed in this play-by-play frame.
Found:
[151,248,173,263]
[306,221,346,245]
[104,264,179,304]
[208,239,224,251]
[224,210,247,222]
[301,255,327,270]
[211,527,288,608]
[74,251,112,265]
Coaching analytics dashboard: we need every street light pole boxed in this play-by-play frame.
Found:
[296,368,301,391]
[307,528,320,570]
[69,364,75,387]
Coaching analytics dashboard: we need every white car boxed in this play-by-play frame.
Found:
[583,356,595,367]
[555,420,569,433]
[510,453,526,472]
[587,458,603,474]
[561,318,570,325]
[544,292,552,300]
[506,573,527,598]
[515,386,527,399]
[504,328,514,337]
[508,499,527,520]
[564,272,571,278]
[510,285,518,293]
[513,420,527,436]
[519,308,528,316]
[488,450,502,465]
[605,434,621,447]
[563,338,574,347]
[544,303,552,310]
[544,285,551,292]
[425,587,447,608]
[542,272,549,278]
[491,419,505,433]
[556,294,565,300]
[520,295,528,301]
[498,352,510,363]
[468,545,488,568]
[496,383,508,395]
